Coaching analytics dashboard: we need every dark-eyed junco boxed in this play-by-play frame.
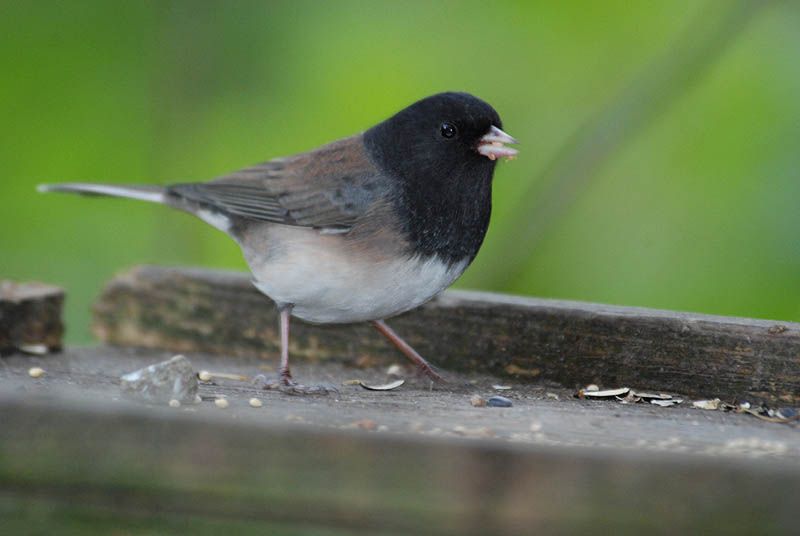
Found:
[39,92,518,392]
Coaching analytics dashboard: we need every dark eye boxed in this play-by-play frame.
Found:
[440,122,457,139]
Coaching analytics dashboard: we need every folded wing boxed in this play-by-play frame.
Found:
[167,136,387,233]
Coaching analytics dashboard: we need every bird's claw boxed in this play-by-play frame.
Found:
[416,363,446,384]
[252,373,337,395]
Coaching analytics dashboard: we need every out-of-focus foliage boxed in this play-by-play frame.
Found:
[1,0,798,343]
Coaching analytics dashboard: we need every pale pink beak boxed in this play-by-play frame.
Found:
[476,126,518,161]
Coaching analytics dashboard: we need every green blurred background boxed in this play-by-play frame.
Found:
[1,0,798,344]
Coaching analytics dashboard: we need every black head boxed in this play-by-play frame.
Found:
[364,92,515,183]
[363,92,517,265]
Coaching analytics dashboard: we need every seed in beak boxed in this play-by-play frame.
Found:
[477,126,519,161]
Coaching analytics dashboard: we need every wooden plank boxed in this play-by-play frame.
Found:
[1,384,798,534]
[6,346,799,460]
[92,265,800,404]
[0,280,64,355]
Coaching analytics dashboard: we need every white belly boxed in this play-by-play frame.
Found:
[243,226,468,324]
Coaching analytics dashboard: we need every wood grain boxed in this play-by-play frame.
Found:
[0,280,64,354]
[1,384,798,534]
[92,265,800,404]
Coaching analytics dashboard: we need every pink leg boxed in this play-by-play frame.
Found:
[372,320,445,383]
[279,306,293,384]
[255,305,334,394]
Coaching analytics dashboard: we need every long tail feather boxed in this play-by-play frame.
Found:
[37,183,166,204]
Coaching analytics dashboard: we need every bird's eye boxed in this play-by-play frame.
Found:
[440,122,457,139]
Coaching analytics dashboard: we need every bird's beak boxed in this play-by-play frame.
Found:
[476,126,519,161]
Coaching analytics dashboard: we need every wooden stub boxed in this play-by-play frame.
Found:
[92,265,800,404]
[0,280,64,354]
[1,390,798,533]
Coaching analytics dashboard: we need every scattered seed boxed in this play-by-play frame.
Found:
[651,399,682,407]
[198,370,249,382]
[693,398,722,410]
[214,398,229,409]
[249,397,263,408]
[28,367,45,378]
[740,408,800,424]
[487,395,513,408]
[545,392,560,400]
[359,379,404,391]
[19,344,48,355]
[470,395,487,407]
[581,387,629,398]
[386,364,404,377]
[168,399,181,408]
[631,391,673,400]
[492,385,512,391]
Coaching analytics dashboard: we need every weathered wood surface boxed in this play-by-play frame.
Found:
[1,346,798,533]
[92,265,800,405]
[0,280,64,354]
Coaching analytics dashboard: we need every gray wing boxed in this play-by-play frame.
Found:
[167,136,386,233]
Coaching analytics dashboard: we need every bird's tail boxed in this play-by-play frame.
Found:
[37,183,166,204]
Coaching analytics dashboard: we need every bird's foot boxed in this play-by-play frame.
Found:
[415,362,446,384]
[252,372,338,396]
[370,319,446,385]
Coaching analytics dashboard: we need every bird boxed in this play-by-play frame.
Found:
[38,92,518,393]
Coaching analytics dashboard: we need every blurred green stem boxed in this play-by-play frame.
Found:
[477,0,775,289]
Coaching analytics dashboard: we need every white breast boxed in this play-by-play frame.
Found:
[243,226,468,324]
